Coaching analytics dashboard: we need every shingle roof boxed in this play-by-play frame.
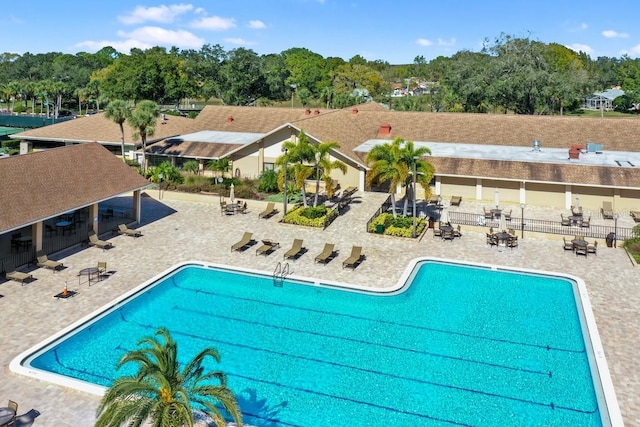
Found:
[0,143,150,233]
[14,112,197,146]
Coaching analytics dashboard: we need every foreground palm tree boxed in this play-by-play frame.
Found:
[95,327,243,427]
[128,100,160,173]
[312,141,346,207]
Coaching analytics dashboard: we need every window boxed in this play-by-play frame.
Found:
[263,162,275,171]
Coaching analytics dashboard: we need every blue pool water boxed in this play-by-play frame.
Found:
[28,260,604,426]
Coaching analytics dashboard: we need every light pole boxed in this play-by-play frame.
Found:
[520,203,525,238]
[614,213,618,248]
[412,157,418,238]
[283,148,288,215]
[158,173,163,199]
[290,84,296,109]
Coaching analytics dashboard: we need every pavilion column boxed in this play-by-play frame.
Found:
[434,176,441,195]
[565,185,572,209]
[33,222,43,252]
[89,204,100,232]
[258,141,264,173]
[132,190,142,224]
[475,178,482,200]
[519,181,526,205]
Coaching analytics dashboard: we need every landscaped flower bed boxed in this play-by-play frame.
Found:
[282,205,339,228]
[368,213,427,238]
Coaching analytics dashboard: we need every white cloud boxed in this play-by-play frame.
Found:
[249,20,266,30]
[581,22,588,30]
[117,26,204,46]
[416,38,432,47]
[190,16,236,31]
[437,38,456,47]
[118,4,194,25]
[565,43,593,55]
[76,39,154,53]
[602,30,629,39]
[624,44,640,56]
[224,37,255,46]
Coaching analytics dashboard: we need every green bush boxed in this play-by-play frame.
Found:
[282,205,338,228]
[258,169,279,193]
[13,104,26,113]
[301,206,329,219]
[367,213,426,238]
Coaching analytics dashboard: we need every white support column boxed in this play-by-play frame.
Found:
[132,190,142,224]
[476,178,482,200]
[33,222,43,252]
[565,185,572,209]
[90,204,100,232]
[435,176,441,195]
[359,169,365,192]
[519,181,526,205]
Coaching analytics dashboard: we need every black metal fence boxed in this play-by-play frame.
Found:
[365,195,393,232]
[447,211,634,241]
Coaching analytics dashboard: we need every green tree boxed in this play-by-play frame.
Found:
[206,158,230,178]
[279,130,315,207]
[128,100,160,172]
[219,48,266,105]
[104,99,130,162]
[95,327,242,427]
[366,138,407,217]
[183,160,200,175]
[397,140,434,216]
[311,141,347,207]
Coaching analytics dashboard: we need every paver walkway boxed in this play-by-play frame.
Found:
[0,191,638,426]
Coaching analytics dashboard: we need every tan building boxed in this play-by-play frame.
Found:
[14,103,640,215]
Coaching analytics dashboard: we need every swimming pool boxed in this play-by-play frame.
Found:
[13,258,621,426]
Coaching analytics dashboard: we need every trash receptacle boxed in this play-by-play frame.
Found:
[428,218,434,229]
[606,232,615,248]
[375,224,385,234]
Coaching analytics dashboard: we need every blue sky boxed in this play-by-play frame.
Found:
[2,1,640,64]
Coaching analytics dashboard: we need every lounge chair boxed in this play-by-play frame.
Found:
[314,243,335,264]
[4,259,32,284]
[5,400,17,425]
[258,202,278,219]
[88,231,113,250]
[631,211,640,223]
[427,194,439,205]
[231,232,254,252]
[602,201,614,219]
[36,251,64,270]
[256,239,280,256]
[118,223,142,237]
[342,246,364,269]
[450,195,461,206]
[283,239,304,260]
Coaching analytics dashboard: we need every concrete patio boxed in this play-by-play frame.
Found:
[0,190,638,426]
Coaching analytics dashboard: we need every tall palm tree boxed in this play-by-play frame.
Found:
[312,141,347,207]
[128,100,160,173]
[105,100,130,162]
[365,137,407,217]
[95,327,243,427]
[398,139,434,216]
[279,130,315,208]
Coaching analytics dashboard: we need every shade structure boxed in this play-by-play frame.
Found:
[230,183,235,203]
[494,189,500,208]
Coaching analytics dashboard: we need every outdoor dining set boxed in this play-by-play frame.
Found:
[560,205,590,228]
[486,227,519,249]
[434,221,462,241]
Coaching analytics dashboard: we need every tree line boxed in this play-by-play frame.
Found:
[2,33,640,115]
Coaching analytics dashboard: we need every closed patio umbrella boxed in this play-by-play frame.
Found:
[230,183,235,203]
[494,189,500,208]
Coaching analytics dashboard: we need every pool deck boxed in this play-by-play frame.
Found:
[0,191,638,426]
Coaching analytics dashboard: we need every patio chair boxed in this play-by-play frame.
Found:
[97,261,107,279]
[575,242,588,257]
[484,207,492,220]
[256,239,280,256]
[88,230,113,250]
[563,237,574,251]
[601,201,614,219]
[587,240,598,255]
[453,225,462,238]
[258,202,278,219]
[36,251,64,271]
[504,209,512,221]
[4,259,32,284]
[450,195,462,206]
[118,223,142,237]
[442,229,455,241]
[231,232,254,252]
[433,227,443,238]
[508,235,519,249]
[283,239,304,260]
[486,233,497,246]
[314,243,335,264]
[580,216,591,228]
[342,246,364,269]
[560,214,571,226]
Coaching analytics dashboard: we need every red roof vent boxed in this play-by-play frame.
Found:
[304,108,311,116]
[379,123,392,135]
[226,116,234,123]
[352,107,358,115]
[314,109,320,115]
[569,144,583,160]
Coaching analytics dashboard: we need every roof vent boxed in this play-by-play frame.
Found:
[532,139,541,152]
[352,107,359,115]
[226,116,234,123]
[314,109,320,115]
[379,123,391,135]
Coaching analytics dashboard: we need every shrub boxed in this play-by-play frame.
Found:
[283,205,338,228]
[258,169,279,193]
[367,213,426,238]
[301,206,329,219]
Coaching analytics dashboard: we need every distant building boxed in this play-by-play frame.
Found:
[583,88,625,111]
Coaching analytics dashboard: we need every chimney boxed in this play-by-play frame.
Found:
[379,123,391,135]
[304,108,311,116]
[568,144,583,160]
[352,107,359,115]
[226,116,234,123]
[314,109,320,115]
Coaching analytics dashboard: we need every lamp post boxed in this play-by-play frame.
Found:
[520,203,525,238]
[412,157,418,238]
[158,173,163,199]
[614,213,618,248]
[283,148,288,216]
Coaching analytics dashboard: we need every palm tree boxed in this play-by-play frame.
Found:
[128,100,160,173]
[206,158,230,178]
[105,100,130,162]
[397,140,434,216]
[279,130,315,208]
[365,137,407,217]
[312,141,347,207]
[95,327,243,427]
